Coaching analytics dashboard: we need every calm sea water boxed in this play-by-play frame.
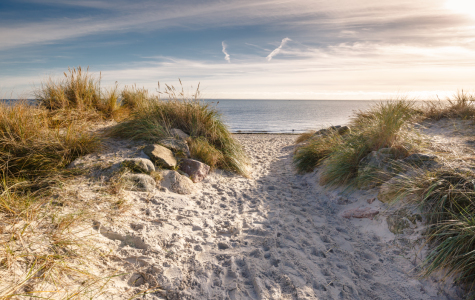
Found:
[2,99,382,134]
[205,100,380,134]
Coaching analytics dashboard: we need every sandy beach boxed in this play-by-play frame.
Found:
[65,128,466,300]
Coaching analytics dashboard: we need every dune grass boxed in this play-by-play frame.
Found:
[0,102,100,179]
[35,66,125,123]
[294,100,420,186]
[423,91,475,120]
[1,67,251,296]
[294,132,343,173]
[294,130,316,144]
[109,84,249,176]
[381,167,475,294]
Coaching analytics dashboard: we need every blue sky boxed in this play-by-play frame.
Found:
[1,0,474,99]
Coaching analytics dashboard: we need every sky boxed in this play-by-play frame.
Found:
[0,0,474,100]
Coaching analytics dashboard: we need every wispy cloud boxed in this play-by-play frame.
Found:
[222,41,231,63]
[266,37,291,61]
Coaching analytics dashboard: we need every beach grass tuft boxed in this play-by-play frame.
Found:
[0,101,100,179]
[295,131,316,144]
[109,83,249,176]
[382,167,475,293]
[293,132,342,173]
[423,91,475,120]
[294,100,420,186]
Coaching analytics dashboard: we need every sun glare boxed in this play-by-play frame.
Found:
[445,0,475,18]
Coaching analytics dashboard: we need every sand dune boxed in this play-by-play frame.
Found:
[76,132,464,299]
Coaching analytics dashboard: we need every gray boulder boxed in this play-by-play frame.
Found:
[159,138,191,158]
[160,170,196,195]
[312,125,351,138]
[121,158,155,174]
[170,128,190,141]
[123,174,156,192]
[143,144,177,168]
[179,159,210,183]
[358,147,410,188]
[337,125,351,135]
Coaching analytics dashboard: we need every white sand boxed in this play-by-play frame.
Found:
[78,131,466,299]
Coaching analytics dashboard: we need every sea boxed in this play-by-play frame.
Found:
[205,100,380,134]
[3,99,382,134]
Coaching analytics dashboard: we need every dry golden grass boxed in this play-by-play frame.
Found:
[295,131,316,144]
[0,102,100,179]
[109,83,249,176]
[35,66,124,124]
[0,177,125,299]
[423,91,475,120]
[0,68,252,296]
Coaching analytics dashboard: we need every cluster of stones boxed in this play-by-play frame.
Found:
[313,125,351,137]
[121,128,210,195]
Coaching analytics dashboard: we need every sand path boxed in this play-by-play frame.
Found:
[94,134,459,299]
[204,134,452,300]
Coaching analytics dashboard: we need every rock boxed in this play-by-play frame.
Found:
[143,144,177,168]
[337,125,351,135]
[358,151,395,187]
[386,209,422,234]
[179,159,210,183]
[160,170,196,194]
[218,242,230,250]
[128,273,145,287]
[159,138,191,158]
[123,174,156,192]
[313,125,351,138]
[169,128,190,141]
[341,207,379,220]
[121,158,155,174]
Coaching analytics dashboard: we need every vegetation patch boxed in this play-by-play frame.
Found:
[294,100,421,186]
[108,84,249,176]
[382,167,475,294]
[0,101,100,179]
[423,91,475,120]
[295,94,475,297]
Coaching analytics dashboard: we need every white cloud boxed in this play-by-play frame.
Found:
[4,42,475,100]
[222,41,231,63]
[266,38,291,61]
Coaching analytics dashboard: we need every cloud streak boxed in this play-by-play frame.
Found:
[266,38,291,61]
[222,41,231,63]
